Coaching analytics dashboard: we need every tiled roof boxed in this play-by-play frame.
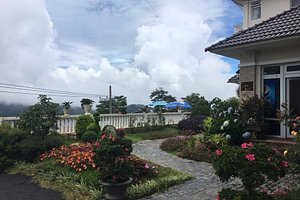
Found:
[205,5,300,52]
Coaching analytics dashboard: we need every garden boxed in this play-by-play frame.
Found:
[159,95,300,199]
[1,94,300,199]
[0,95,192,200]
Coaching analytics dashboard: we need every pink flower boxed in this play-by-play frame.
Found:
[101,134,106,140]
[282,161,289,168]
[245,154,255,161]
[272,148,279,153]
[215,149,223,156]
[145,163,150,169]
[292,123,298,127]
[216,195,220,200]
[241,143,253,149]
[247,143,253,147]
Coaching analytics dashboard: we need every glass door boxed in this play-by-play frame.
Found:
[264,78,281,136]
[286,78,300,138]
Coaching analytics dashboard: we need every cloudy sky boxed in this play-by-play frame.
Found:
[0,0,242,105]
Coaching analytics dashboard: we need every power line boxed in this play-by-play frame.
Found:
[0,90,98,97]
[0,83,102,96]
[0,82,109,98]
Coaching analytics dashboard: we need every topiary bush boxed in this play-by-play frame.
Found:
[86,123,101,134]
[82,131,99,143]
[177,115,206,134]
[75,115,94,139]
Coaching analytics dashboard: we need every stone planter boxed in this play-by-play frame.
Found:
[82,104,92,115]
[63,109,70,116]
[100,178,132,200]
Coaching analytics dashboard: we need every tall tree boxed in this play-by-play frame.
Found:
[96,95,127,114]
[185,93,210,116]
[18,95,59,137]
[150,87,176,103]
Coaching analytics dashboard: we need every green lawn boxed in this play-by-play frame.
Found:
[126,127,180,144]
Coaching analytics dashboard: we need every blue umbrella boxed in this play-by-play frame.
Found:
[148,101,168,107]
[165,102,192,109]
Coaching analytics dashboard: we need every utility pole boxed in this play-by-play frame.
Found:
[109,85,112,114]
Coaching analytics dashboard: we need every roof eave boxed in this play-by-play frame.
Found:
[206,35,300,59]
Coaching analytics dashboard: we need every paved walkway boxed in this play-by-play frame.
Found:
[133,139,242,200]
[0,173,63,200]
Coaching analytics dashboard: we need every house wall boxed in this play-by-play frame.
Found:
[239,44,300,99]
[241,0,290,29]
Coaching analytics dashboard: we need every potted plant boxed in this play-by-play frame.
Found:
[240,95,271,139]
[94,130,133,200]
[62,101,72,115]
[80,98,94,115]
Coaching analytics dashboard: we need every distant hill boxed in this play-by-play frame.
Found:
[126,104,145,113]
[0,102,85,117]
[0,102,146,116]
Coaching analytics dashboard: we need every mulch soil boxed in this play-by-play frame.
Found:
[0,173,63,200]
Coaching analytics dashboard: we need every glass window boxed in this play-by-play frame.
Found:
[287,65,300,72]
[251,1,261,19]
[263,66,280,75]
[292,0,300,8]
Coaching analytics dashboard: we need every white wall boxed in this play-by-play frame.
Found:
[241,0,290,29]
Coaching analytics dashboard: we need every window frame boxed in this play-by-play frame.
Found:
[251,1,261,20]
[291,0,300,8]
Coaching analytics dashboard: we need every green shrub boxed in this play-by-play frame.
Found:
[75,115,94,139]
[86,123,101,133]
[213,143,288,195]
[81,131,99,143]
[217,188,274,200]
[210,107,245,145]
[94,132,133,183]
[102,125,117,135]
[17,135,64,162]
[127,155,157,184]
[178,140,213,162]
[160,137,189,152]
[0,125,30,171]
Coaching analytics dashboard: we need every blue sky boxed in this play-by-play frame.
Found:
[1,0,242,105]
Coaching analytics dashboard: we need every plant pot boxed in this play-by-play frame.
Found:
[63,109,70,116]
[100,178,132,200]
[83,104,92,115]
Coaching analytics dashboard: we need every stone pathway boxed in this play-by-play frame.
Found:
[133,139,242,200]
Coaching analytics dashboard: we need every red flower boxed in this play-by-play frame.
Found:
[215,149,223,156]
[216,195,220,200]
[282,161,289,168]
[101,134,106,140]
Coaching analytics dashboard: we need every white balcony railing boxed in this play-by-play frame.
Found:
[0,112,190,135]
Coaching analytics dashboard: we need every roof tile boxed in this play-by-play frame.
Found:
[206,5,300,51]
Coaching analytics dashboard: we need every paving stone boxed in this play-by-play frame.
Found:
[133,139,242,200]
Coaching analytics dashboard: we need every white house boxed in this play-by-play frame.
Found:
[206,0,300,138]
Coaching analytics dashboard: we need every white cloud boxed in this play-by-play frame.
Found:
[0,0,240,106]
